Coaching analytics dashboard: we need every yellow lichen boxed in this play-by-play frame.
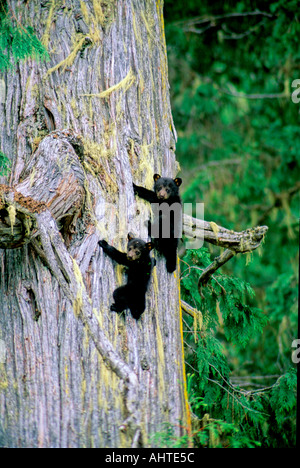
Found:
[82,68,135,99]
[80,0,90,24]
[132,8,143,47]
[72,258,84,317]
[71,97,80,119]
[83,135,114,161]
[81,378,86,401]
[79,0,105,43]
[24,216,32,237]
[30,167,36,188]
[42,0,56,47]
[115,264,124,287]
[209,221,220,241]
[31,136,43,153]
[245,251,253,266]
[64,363,69,396]
[7,205,16,235]
[141,10,156,44]
[93,0,105,25]
[46,35,89,77]
[0,377,8,391]
[82,136,118,200]
[177,268,193,443]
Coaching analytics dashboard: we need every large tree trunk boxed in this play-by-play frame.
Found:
[0,0,189,448]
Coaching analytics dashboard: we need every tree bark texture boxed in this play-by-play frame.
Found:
[0,0,189,448]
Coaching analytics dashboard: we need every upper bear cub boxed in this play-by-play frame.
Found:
[133,174,182,273]
[98,233,155,320]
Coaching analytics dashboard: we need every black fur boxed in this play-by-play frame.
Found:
[133,174,182,273]
[98,233,155,320]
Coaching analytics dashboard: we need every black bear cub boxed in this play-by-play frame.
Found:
[133,174,182,273]
[98,233,155,320]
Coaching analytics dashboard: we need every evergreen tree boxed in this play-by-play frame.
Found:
[164,0,298,448]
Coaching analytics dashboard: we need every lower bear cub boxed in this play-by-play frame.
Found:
[98,233,155,320]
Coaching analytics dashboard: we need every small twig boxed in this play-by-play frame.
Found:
[199,75,289,100]
[185,360,269,416]
[207,378,269,416]
[184,158,242,176]
[180,262,204,280]
[173,10,275,29]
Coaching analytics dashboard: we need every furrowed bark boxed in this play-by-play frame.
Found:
[35,209,141,441]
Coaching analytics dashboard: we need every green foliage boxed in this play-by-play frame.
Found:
[0,4,48,70]
[181,251,274,448]
[268,368,297,448]
[181,248,268,348]
[0,151,10,176]
[164,0,298,447]
[150,422,191,448]
[195,417,262,448]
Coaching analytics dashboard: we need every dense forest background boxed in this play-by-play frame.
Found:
[163,0,298,448]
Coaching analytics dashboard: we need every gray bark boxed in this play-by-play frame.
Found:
[0,0,188,448]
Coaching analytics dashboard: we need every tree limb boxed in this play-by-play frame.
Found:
[0,129,85,248]
[183,214,268,288]
[183,214,268,253]
[181,299,203,327]
[198,249,235,286]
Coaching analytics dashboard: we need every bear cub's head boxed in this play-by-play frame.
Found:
[127,233,153,262]
[153,174,182,201]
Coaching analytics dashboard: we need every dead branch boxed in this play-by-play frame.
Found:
[183,214,268,253]
[183,214,268,289]
[173,11,275,29]
[198,249,235,286]
[181,299,203,326]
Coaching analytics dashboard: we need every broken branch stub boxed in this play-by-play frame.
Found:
[0,130,85,249]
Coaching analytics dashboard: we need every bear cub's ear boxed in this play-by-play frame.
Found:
[174,178,182,187]
[146,242,154,251]
[153,174,161,182]
[127,232,135,241]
